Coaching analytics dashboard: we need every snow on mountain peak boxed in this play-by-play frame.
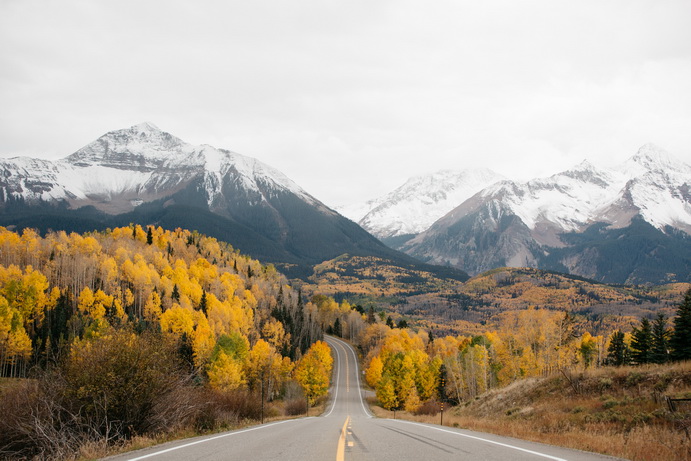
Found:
[132,121,161,133]
[357,168,506,238]
[1,123,316,213]
[629,143,689,173]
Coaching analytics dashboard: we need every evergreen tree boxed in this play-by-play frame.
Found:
[171,284,180,302]
[630,318,652,364]
[651,313,670,364]
[332,317,342,337]
[606,330,630,366]
[146,226,153,245]
[386,316,394,329]
[671,288,691,361]
[199,290,208,315]
[367,306,376,324]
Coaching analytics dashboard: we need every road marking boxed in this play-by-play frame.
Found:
[327,336,373,418]
[391,420,567,461]
[126,419,310,460]
[323,338,342,418]
[336,416,350,461]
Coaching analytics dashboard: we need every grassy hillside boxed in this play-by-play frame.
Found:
[369,361,691,461]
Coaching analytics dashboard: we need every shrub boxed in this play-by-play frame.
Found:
[413,399,440,416]
[61,330,186,438]
[284,398,308,416]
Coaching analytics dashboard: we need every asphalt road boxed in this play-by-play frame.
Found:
[107,336,623,461]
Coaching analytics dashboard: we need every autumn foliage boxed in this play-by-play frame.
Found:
[0,225,331,458]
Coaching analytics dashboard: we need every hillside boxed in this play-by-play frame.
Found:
[0,225,337,458]
[0,123,455,281]
[368,362,691,461]
[307,264,689,337]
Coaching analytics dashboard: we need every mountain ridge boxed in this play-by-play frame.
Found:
[0,123,468,282]
[398,144,691,283]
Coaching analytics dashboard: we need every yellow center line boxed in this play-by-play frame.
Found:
[336,415,350,461]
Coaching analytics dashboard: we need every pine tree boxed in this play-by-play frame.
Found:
[671,288,691,361]
[650,313,670,364]
[171,284,180,302]
[630,318,652,364]
[607,330,630,366]
[332,317,342,337]
[146,227,153,245]
[199,290,208,315]
[367,306,376,324]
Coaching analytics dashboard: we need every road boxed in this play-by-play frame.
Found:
[107,336,622,461]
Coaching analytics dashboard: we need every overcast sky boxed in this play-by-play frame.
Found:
[1,0,690,207]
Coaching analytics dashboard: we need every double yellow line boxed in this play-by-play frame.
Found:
[336,416,350,461]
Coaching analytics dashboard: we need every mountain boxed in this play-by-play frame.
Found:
[0,123,468,281]
[340,168,505,243]
[400,144,691,284]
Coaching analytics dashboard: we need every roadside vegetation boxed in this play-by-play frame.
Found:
[321,288,691,461]
[368,361,691,461]
[0,226,333,460]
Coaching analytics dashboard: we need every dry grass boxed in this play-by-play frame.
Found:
[74,391,331,460]
[368,362,691,461]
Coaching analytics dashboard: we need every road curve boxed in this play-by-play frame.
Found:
[105,336,623,461]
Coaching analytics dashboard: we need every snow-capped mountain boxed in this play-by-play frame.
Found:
[400,144,691,283]
[343,168,505,239]
[0,123,430,279]
[0,122,318,214]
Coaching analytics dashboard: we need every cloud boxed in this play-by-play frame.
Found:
[1,0,690,206]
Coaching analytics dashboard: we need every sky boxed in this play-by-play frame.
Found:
[1,0,690,208]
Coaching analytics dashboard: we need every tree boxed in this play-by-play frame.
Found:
[670,289,691,361]
[606,330,630,366]
[650,313,670,364]
[294,340,332,405]
[376,374,399,412]
[365,355,383,388]
[630,318,652,364]
[578,332,598,369]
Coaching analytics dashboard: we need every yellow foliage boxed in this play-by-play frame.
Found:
[159,304,195,337]
[208,351,246,391]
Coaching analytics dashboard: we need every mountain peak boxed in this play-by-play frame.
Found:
[629,143,683,172]
[130,121,161,134]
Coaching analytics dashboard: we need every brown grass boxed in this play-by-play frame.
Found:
[368,362,691,461]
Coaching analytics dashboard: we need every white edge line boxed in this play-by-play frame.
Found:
[323,337,341,418]
[127,419,309,460]
[390,420,567,461]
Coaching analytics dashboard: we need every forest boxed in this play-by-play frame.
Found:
[1,224,690,459]
[0,226,333,458]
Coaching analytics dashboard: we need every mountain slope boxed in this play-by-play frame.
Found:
[401,144,691,283]
[342,168,505,240]
[0,123,467,281]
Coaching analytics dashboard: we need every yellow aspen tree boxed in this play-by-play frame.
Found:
[207,351,247,391]
[376,374,398,411]
[159,304,195,337]
[365,355,384,388]
[294,351,330,405]
[143,291,162,324]
[261,319,286,350]
[192,313,216,370]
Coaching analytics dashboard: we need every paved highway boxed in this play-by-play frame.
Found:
[107,336,622,461]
